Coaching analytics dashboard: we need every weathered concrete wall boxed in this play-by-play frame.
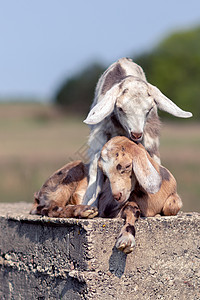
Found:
[0,203,199,300]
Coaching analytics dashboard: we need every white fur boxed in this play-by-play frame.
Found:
[83,58,192,206]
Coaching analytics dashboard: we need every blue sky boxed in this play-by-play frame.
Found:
[0,0,200,100]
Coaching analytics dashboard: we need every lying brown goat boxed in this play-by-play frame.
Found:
[98,136,182,253]
[30,136,182,254]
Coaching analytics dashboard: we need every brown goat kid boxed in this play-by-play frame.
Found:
[98,136,182,253]
[31,136,182,254]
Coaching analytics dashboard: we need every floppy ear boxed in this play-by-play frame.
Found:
[132,148,162,194]
[83,83,120,125]
[148,83,192,118]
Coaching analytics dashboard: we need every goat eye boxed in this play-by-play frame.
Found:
[118,107,124,112]
[116,164,122,171]
[146,107,153,117]
[126,164,131,169]
[122,88,128,95]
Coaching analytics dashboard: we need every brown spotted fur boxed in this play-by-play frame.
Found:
[30,160,98,219]
[98,136,182,253]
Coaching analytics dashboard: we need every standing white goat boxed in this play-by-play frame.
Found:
[83,58,192,206]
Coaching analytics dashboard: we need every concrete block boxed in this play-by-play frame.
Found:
[0,203,200,299]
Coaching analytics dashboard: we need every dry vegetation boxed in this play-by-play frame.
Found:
[160,123,200,212]
[0,103,199,212]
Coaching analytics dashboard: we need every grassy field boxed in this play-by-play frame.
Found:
[0,102,199,212]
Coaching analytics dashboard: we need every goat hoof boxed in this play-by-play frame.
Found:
[115,233,136,254]
[81,206,98,218]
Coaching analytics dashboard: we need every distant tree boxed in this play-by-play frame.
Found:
[54,63,105,115]
[134,26,200,120]
[54,26,200,120]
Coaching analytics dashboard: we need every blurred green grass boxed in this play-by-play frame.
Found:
[0,103,199,212]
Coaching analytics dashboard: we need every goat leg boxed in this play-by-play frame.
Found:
[162,193,182,216]
[115,201,141,254]
[83,154,104,207]
[42,205,98,219]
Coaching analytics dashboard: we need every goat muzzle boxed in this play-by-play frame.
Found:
[113,192,122,201]
[130,132,143,142]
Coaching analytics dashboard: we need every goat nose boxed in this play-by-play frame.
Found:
[114,192,122,201]
[131,132,143,141]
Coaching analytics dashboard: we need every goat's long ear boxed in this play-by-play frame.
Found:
[132,148,162,194]
[83,84,120,125]
[148,83,192,118]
